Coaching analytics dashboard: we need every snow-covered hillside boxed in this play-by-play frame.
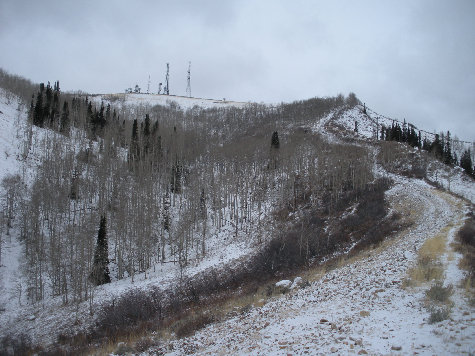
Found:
[0,86,473,355]
[0,88,271,348]
[90,93,249,110]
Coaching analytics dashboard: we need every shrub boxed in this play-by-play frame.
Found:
[458,218,475,247]
[0,334,33,355]
[428,307,450,324]
[456,213,475,286]
[425,282,453,303]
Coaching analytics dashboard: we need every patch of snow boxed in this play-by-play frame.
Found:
[290,277,303,289]
[275,280,292,288]
[91,93,249,110]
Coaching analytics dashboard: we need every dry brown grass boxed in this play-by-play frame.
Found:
[405,229,449,287]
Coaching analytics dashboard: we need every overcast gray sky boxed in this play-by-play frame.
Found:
[1,0,474,141]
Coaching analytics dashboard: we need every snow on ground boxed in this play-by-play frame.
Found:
[150,177,474,356]
[0,89,25,180]
[91,93,249,110]
[427,160,475,204]
[0,89,27,322]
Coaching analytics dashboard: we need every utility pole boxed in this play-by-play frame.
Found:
[186,61,191,97]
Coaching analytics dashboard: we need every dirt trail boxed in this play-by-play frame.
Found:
[157,177,473,355]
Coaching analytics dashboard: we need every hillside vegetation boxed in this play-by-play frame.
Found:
[0,69,473,354]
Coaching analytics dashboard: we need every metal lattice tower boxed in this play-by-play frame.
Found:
[147,74,151,94]
[186,61,191,97]
[164,63,170,95]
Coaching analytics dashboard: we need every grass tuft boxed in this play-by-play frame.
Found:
[408,256,444,284]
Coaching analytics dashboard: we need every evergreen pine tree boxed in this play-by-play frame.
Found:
[129,118,140,163]
[143,114,151,156]
[430,134,444,160]
[163,191,171,231]
[51,82,60,128]
[60,101,70,134]
[90,216,111,285]
[271,131,280,148]
[443,131,453,165]
[460,149,473,176]
[33,90,44,127]
[44,82,53,126]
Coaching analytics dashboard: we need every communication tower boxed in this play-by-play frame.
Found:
[164,63,170,95]
[186,61,191,97]
[147,75,151,94]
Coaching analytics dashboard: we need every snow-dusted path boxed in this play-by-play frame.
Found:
[156,178,473,355]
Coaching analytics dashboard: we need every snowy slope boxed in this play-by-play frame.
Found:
[0,89,27,328]
[90,93,249,110]
[0,89,24,181]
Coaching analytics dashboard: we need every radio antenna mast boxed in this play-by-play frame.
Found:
[147,74,151,94]
[164,63,170,95]
[186,61,191,97]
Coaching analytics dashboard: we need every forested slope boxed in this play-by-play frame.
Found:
[0,69,473,354]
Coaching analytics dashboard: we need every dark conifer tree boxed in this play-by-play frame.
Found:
[60,101,70,134]
[460,149,473,176]
[51,82,60,128]
[105,103,111,122]
[422,138,431,151]
[163,191,171,231]
[443,131,453,165]
[44,82,53,125]
[271,131,280,148]
[87,101,94,129]
[431,134,444,160]
[90,216,111,285]
[129,119,140,164]
[143,114,151,156]
[33,90,44,127]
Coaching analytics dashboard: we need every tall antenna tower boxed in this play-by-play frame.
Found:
[164,63,170,95]
[147,74,151,94]
[186,61,191,97]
